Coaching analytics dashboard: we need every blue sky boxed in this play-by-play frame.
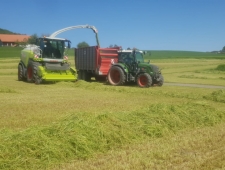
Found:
[1,0,225,51]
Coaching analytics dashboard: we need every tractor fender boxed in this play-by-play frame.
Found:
[108,64,129,82]
[109,63,129,73]
[135,70,152,80]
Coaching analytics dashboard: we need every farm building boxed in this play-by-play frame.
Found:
[0,34,30,46]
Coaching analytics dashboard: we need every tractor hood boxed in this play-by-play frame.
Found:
[138,63,161,74]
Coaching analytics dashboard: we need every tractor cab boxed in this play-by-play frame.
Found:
[118,49,145,73]
[37,37,71,59]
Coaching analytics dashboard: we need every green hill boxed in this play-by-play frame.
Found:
[0,28,17,34]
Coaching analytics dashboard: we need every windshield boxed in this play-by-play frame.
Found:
[135,52,144,63]
[39,38,65,59]
[118,51,144,63]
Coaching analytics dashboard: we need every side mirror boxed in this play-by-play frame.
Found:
[68,42,71,49]
[35,38,39,45]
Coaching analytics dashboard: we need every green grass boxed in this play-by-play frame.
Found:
[67,48,75,57]
[216,64,225,71]
[144,50,225,59]
[1,101,224,169]
[0,79,225,169]
[60,123,225,170]
[0,47,23,58]
[0,51,225,169]
[1,46,225,60]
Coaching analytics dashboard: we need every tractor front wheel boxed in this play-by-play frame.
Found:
[157,75,164,86]
[137,73,152,88]
[107,66,125,86]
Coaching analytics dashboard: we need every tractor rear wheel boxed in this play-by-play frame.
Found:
[137,73,152,88]
[107,66,125,86]
[18,64,24,81]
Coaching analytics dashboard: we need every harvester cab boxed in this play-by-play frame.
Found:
[107,49,164,88]
[18,37,76,84]
[37,37,71,59]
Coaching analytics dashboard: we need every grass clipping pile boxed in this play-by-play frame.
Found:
[0,101,225,169]
[216,64,225,71]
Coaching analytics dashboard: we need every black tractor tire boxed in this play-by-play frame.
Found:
[107,66,126,86]
[137,73,152,88]
[18,64,24,81]
[33,64,42,85]
[157,75,164,86]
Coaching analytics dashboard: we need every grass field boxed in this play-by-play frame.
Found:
[0,47,23,58]
[0,48,225,169]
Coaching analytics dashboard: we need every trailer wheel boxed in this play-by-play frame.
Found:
[137,73,152,88]
[18,64,24,81]
[157,75,164,86]
[107,66,125,86]
[78,71,82,80]
[83,71,91,81]
[95,75,106,82]
[27,62,34,83]
[79,70,91,81]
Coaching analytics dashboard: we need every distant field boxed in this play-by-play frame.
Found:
[0,49,225,169]
[144,50,225,59]
[1,46,224,60]
[0,47,23,58]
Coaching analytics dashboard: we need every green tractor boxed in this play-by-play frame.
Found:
[18,37,77,84]
[107,49,164,88]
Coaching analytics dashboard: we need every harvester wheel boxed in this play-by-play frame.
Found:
[18,64,24,81]
[157,75,164,86]
[107,66,125,86]
[27,62,41,84]
[33,65,42,85]
[26,62,34,83]
[137,73,152,88]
